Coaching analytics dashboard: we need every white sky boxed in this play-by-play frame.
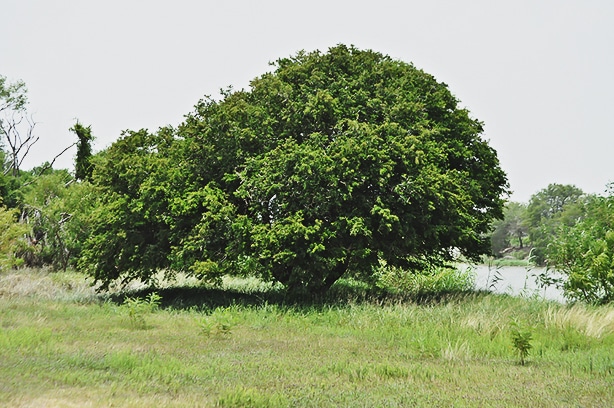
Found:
[2,0,613,202]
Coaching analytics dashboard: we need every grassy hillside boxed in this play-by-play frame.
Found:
[1,268,613,407]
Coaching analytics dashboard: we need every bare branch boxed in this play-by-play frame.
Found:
[21,142,77,185]
[16,116,39,170]
[1,112,39,176]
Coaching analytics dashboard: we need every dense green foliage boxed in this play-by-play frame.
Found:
[485,183,614,304]
[70,121,95,182]
[3,56,613,304]
[79,45,508,292]
[79,129,175,287]
[0,161,31,208]
[0,205,27,270]
[0,79,95,269]
[526,184,585,264]
[20,170,95,270]
[547,188,614,304]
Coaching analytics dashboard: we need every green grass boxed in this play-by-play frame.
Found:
[479,255,533,267]
[1,268,613,407]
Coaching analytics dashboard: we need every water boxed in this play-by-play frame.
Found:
[463,264,566,303]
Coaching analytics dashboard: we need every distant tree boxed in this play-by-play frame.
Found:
[0,75,38,177]
[490,202,529,256]
[547,186,614,304]
[0,75,27,115]
[527,184,584,224]
[80,45,509,293]
[70,121,95,182]
[526,184,584,264]
[507,202,529,249]
[1,75,77,182]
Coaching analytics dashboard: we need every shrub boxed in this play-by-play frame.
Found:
[121,292,162,329]
[0,205,27,270]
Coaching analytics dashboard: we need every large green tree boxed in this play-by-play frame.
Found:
[81,45,508,292]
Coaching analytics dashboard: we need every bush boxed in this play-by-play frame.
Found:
[20,172,95,270]
[0,205,27,270]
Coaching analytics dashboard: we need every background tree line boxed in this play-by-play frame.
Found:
[490,182,614,303]
[490,183,585,264]
[1,46,613,304]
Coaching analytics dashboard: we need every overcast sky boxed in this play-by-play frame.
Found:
[2,0,612,202]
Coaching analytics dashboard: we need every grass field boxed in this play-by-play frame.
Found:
[1,268,613,407]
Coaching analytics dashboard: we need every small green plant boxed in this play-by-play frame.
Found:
[122,292,161,329]
[200,317,233,338]
[510,321,533,365]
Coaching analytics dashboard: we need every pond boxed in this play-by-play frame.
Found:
[463,264,566,303]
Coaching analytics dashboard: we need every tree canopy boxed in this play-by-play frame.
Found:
[80,45,508,292]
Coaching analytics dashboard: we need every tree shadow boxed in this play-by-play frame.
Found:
[104,285,277,312]
[103,280,483,313]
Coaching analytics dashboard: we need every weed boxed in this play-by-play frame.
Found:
[200,315,233,338]
[375,363,409,379]
[441,340,472,361]
[510,321,533,365]
[533,267,564,298]
[486,260,503,291]
[121,292,161,329]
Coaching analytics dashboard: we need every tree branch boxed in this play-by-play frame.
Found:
[31,142,78,179]
[1,112,38,176]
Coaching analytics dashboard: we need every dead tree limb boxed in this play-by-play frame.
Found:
[1,112,39,176]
